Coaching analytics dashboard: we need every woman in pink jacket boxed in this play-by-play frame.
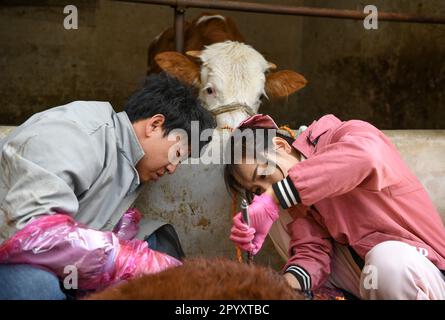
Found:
[225,114,445,300]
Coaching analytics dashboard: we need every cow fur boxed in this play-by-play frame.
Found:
[147,13,245,75]
[147,13,307,128]
[87,258,303,300]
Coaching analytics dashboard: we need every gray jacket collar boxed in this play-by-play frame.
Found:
[113,111,145,186]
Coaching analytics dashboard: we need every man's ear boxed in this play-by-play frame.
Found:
[265,70,308,98]
[272,136,293,153]
[145,114,165,136]
[155,51,201,87]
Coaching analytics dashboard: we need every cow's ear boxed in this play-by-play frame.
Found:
[265,70,307,98]
[154,51,200,87]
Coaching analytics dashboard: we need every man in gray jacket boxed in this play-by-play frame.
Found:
[0,73,215,299]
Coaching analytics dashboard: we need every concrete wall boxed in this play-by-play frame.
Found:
[1,1,443,128]
[278,0,445,130]
[0,0,304,125]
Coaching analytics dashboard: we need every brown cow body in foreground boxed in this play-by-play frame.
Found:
[88,258,302,300]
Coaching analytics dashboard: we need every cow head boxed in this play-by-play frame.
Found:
[155,41,307,128]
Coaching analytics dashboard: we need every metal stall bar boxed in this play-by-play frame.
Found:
[114,0,445,52]
[174,6,186,52]
[116,0,445,23]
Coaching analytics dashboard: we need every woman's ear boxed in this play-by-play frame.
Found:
[145,114,165,136]
[271,137,293,154]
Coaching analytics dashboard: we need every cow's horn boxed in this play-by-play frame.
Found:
[267,62,277,70]
[186,50,202,58]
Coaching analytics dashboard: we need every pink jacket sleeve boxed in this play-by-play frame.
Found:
[283,214,333,291]
[275,121,401,291]
[272,121,401,208]
[0,214,181,291]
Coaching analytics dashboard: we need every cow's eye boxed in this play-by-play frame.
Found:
[206,87,213,95]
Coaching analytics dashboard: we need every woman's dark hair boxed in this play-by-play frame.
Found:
[224,127,295,201]
[124,73,216,155]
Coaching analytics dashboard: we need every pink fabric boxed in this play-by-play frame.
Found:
[237,114,279,130]
[269,213,445,299]
[284,114,445,290]
[230,193,279,255]
[0,213,181,290]
[113,208,142,241]
[360,241,445,299]
[113,238,180,283]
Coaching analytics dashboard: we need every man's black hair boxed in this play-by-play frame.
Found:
[124,73,216,156]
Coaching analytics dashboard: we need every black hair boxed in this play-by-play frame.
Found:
[124,73,216,156]
[223,127,295,202]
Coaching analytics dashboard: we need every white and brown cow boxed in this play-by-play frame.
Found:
[147,13,307,128]
[135,13,307,263]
